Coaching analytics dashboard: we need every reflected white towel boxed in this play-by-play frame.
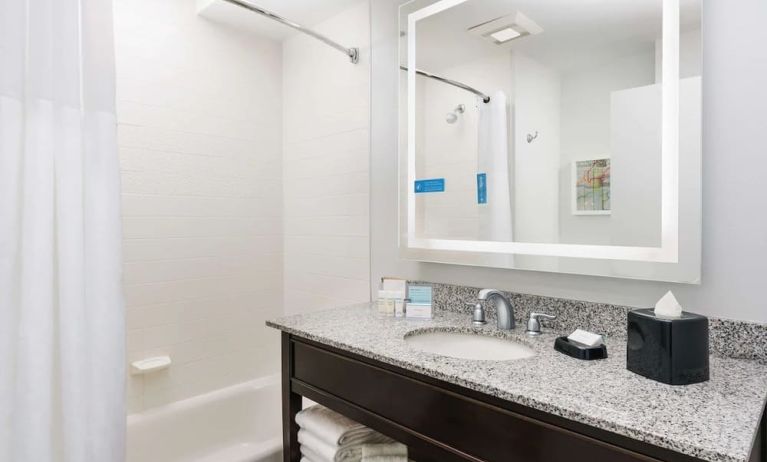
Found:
[298,429,407,462]
[296,405,394,446]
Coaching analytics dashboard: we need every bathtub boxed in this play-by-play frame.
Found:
[127,375,282,462]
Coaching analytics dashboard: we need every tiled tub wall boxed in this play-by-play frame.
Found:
[116,0,284,412]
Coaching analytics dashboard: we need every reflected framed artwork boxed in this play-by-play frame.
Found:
[572,159,611,216]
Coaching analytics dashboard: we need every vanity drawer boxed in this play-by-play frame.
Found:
[291,338,671,462]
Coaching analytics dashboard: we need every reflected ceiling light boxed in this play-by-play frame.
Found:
[469,11,543,45]
[489,27,522,43]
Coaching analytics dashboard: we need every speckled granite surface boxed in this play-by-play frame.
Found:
[710,318,767,362]
[430,282,633,339]
[267,304,767,462]
[428,282,767,362]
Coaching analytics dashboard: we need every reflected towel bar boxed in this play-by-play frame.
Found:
[400,66,490,103]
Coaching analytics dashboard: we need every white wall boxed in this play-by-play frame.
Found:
[511,53,561,246]
[282,2,371,313]
[508,52,561,271]
[115,0,283,413]
[656,28,703,82]
[371,0,767,323]
[557,50,656,247]
[607,78,701,281]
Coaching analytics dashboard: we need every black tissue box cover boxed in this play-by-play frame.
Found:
[626,308,709,385]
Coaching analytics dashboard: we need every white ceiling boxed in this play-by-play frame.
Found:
[197,0,361,40]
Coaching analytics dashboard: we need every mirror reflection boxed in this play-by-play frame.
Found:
[399,0,702,281]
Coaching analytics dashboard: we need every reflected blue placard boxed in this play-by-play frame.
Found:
[477,173,487,204]
[414,178,445,193]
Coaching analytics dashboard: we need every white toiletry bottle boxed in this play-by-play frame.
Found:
[394,298,405,317]
[377,290,395,315]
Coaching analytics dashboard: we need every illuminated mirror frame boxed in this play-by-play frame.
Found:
[404,0,680,262]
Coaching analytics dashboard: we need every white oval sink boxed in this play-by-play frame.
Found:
[405,331,535,361]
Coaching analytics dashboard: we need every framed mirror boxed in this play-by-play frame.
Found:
[398,0,702,282]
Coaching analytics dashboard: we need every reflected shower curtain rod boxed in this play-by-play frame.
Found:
[221,0,359,63]
[400,66,490,103]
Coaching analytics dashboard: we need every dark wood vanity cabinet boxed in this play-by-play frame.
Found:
[281,333,765,462]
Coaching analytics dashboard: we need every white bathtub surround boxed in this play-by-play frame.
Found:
[116,0,372,413]
[115,0,284,412]
[296,405,407,462]
[127,376,281,462]
[0,0,125,460]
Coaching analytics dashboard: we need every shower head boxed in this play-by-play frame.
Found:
[446,104,465,124]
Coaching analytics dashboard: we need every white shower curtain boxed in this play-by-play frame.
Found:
[0,0,125,461]
[478,91,513,244]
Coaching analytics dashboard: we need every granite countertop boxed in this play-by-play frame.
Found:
[267,303,767,462]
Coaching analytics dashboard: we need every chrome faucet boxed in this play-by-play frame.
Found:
[477,289,516,330]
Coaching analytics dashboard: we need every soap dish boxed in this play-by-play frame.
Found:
[554,337,608,360]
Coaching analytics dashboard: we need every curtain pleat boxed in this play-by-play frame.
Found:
[0,0,125,460]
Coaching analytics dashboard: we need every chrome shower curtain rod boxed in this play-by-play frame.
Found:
[221,0,359,64]
[400,66,491,103]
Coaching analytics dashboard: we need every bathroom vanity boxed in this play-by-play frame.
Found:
[268,303,767,462]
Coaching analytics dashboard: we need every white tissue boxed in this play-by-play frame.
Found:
[654,290,683,318]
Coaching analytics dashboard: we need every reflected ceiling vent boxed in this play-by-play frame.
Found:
[468,11,543,45]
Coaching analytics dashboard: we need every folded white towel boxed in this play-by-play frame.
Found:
[361,443,408,458]
[299,429,359,461]
[298,429,407,462]
[296,405,393,446]
[361,457,409,462]
[300,445,325,462]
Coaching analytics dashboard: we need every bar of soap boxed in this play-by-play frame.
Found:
[567,329,603,347]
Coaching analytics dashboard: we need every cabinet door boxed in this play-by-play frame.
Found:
[291,340,664,462]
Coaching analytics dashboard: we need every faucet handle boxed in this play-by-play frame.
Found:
[526,312,556,336]
[466,302,487,326]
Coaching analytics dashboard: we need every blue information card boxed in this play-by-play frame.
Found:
[414,178,445,194]
[408,284,433,305]
[476,173,487,204]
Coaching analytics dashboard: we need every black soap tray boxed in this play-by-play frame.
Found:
[554,336,608,360]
